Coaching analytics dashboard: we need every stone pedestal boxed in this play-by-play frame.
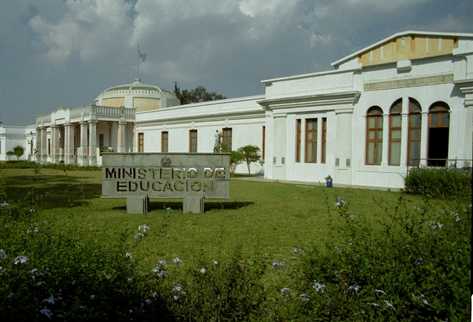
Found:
[183,194,205,214]
[126,196,149,214]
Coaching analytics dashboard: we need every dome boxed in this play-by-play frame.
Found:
[95,79,180,112]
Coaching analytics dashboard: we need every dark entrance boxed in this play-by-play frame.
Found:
[427,127,449,166]
[427,102,450,167]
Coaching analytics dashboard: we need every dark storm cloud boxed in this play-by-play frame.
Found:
[0,0,471,124]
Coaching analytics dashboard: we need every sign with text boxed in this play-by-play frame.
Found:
[101,153,231,199]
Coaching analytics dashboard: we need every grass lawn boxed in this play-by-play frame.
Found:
[0,167,444,273]
[1,166,470,321]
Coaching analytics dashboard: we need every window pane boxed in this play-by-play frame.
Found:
[391,115,401,127]
[305,119,317,163]
[391,130,401,140]
[441,113,449,127]
[368,117,376,128]
[368,131,376,140]
[430,113,437,127]
[376,129,384,141]
[409,114,421,127]
[410,128,421,141]
[367,143,374,164]
[390,142,401,165]
[376,142,383,165]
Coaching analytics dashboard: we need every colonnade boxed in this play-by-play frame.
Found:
[35,119,131,166]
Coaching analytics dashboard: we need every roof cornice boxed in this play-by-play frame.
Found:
[257,91,360,110]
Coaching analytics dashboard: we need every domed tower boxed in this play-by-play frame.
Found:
[95,79,180,112]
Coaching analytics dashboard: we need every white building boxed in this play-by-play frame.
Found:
[3,30,473,189]
[0,124,31,161]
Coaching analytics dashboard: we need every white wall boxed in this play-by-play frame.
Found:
[136,96,266,175]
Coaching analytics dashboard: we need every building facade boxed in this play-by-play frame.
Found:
[2,30,472,189]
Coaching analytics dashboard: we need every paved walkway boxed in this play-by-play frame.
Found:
[232,176,401,192]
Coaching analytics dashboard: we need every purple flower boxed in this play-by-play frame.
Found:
[271,260,284,269]
[300,293,310,302]
[312,280,325,293]
[280,287,290,296]
[14,255,28,265]
[172,257,182,266]
[0,249,7,260]
[40,308,53,319]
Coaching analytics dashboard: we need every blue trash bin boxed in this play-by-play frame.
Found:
[325,175,333,188]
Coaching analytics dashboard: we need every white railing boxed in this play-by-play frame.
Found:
[93,105,135,121]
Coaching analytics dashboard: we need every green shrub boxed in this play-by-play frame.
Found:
[0,161,100,171]
[0,221,174,321]
[151,250,267,321]
[404,168,471,198]
[283,197,471,321]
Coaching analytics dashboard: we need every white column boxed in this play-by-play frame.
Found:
[420,112,429,166]
[88,120,97,166]
[132,123,137,152]
[111,122,118,152]
[51,125,57,164]
[41,127,47,163]
[381,112,389,166]
[35,127,41,162]
[400,98,409,167]
[80,121,88,166]
[264,111,273,179]
[462,95,473,167]
[64,123,73,164]
[117,120,126,153]
[334,109,354,185]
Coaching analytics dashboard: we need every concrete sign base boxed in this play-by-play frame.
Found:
[127,196,149,214]
[183,194,205,214]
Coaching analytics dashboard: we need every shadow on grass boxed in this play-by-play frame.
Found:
[112,200,254,212]
[2,175,101,210]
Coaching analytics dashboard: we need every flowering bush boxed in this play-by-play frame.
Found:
[284,197,471,321]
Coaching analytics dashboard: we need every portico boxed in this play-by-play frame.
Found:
[35,105,135,166]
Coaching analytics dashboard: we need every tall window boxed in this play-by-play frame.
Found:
[389,99,402,166]
[366,106,383,165]
[305,118,317,163]
[222,128,232,151]
[48,138,51,156]
[295,119,301,162]
[161,131,168,153]
[407,98,422,166]
[138,132,144,152]
[262,126,266,161]
[189,129,198,153]
[321,117,327,164]
[428,102,450,166]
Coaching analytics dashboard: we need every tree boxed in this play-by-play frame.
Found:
[7,145,24,160]
[174,82,226,105]
[230,150,243,175]
[237,145,261,176]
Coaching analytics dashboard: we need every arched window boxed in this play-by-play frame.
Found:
[428,102,450,166]
[366,106,383,165]
[388,99,402,166]
[407,98,422,166]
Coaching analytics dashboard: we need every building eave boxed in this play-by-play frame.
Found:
[257,91,360,110]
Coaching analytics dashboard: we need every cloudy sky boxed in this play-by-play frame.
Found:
[0,0,471,124]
